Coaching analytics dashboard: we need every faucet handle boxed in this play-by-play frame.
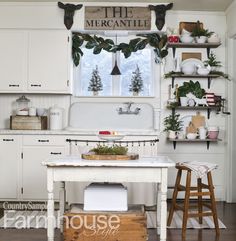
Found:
[124,101,134,105]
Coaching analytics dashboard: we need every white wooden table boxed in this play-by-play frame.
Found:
[42,156,175,241]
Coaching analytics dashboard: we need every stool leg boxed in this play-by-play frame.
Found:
[167,169,182,226]
[182,170,191,239]
[207,172,220,236]
[197,178,203,224]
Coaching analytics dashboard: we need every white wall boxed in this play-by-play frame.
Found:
[226,0,236,38]
[0,2,229,200]
[226,0,236,202]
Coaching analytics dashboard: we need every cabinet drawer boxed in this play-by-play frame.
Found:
[23,135,66,146]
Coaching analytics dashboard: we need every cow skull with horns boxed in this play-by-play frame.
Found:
[149,3,173,31]
[58,2,83,30]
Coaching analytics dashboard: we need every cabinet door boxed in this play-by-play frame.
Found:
[0,31,27,92]
[0,136,21,199]
[28,30,71,93]
[22,146,65,200]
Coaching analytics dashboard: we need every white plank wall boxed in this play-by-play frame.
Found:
[0,3,229,201]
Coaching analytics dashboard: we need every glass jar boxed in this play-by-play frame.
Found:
[15,95,30,116]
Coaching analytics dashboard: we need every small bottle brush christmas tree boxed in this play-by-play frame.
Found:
[88,65,103,95]
[129,65,143,95]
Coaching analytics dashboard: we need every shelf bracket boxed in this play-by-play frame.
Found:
[171,77,175,88]
[207,77,211,89]
[207,48,211,58]
[173,141,177,149]
[171,108,175,117]
[207,108,211,119]
[172,47,176,58]
[207,141,210,150]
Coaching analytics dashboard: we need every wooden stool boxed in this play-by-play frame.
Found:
[167,163,220,238]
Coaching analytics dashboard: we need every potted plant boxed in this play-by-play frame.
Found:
[88,66,103,96]
[129,65,144,96]
[191,22,213,43]
[176,80,206,106]
[163,113,183,139]
[204,52,222,71]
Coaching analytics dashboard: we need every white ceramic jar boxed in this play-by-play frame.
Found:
[49,105,64,130]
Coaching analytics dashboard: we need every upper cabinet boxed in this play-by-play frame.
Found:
[0,30,27,92]
[0,29,72,94]
[28,30,71,93]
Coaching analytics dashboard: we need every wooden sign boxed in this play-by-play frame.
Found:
[85,6,151,30]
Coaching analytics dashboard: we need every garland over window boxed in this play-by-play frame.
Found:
[72,32,168,66]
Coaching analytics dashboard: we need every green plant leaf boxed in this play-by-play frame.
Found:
[85,41,97,49]
[93,46,102,54]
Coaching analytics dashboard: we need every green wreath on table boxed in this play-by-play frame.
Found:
[72,32,168,66]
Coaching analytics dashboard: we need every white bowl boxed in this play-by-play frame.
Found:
[36,108,46,116]
[180,35,194,43]
[181,65,195,75]
[197,67,210,76]
[195,36,207,43]
[98,134,125,142]
[186,133,198,140]
[208,33,220,43]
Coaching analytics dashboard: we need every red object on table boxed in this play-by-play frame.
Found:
[99,131,111,135]
[168,35,179,43]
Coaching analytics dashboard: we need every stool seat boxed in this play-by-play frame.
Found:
[167,162,220,238]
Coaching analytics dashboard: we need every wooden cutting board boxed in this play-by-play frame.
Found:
[192,112,205,129]
[82,152,139,160]
[186,122,197,134]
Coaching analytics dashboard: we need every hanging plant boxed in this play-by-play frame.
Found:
[72,32,168,66]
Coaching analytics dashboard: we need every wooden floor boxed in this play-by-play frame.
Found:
[0,202,235,241]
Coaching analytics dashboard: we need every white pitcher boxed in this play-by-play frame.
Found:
[198,126,207,140]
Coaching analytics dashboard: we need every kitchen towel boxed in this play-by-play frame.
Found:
[178,161,218,178]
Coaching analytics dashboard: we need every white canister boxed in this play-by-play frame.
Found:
[29,107,36,116]
[198,126,207,140]
[49,105,64,130]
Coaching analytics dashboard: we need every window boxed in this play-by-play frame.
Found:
[120,48,152,96]
[74,41,155,97]
[79,48,112,96]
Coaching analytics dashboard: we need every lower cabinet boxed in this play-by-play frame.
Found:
[22,146,66,200]
[0,136,21,199]
[0,135,69,201]
[21,135,69,200]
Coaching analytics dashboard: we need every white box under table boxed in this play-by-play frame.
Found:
[84,183,128,211]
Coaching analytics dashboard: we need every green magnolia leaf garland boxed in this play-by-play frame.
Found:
[72,32,168,66]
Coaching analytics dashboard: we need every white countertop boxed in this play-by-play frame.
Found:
[0,129,159,136]
[42,156,175,168]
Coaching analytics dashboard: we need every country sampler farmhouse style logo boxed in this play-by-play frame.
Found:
[84,6,151,30]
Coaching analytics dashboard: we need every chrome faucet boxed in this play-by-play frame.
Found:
[117,102,141,115]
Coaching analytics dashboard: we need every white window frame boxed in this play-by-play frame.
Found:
[73,46,160,99]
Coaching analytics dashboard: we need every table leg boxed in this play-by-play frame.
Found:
[160,169,168,241]
[156,183,161,235]
[59,181,66,233]
[47,168,55,241]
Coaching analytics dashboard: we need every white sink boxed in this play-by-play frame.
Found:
[66,102,159,135]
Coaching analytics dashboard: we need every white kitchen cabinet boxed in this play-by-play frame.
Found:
[22,135,68,200]
[28,30,72,93]
[0,136,21,199]
[0,29,72,94]
[0,31,27,92]
[0,134,69,201]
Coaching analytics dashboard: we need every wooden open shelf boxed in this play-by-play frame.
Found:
[168,74,221,88]
[167,42,221,58]
[167,105,220,119]
[167,138,220,150]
